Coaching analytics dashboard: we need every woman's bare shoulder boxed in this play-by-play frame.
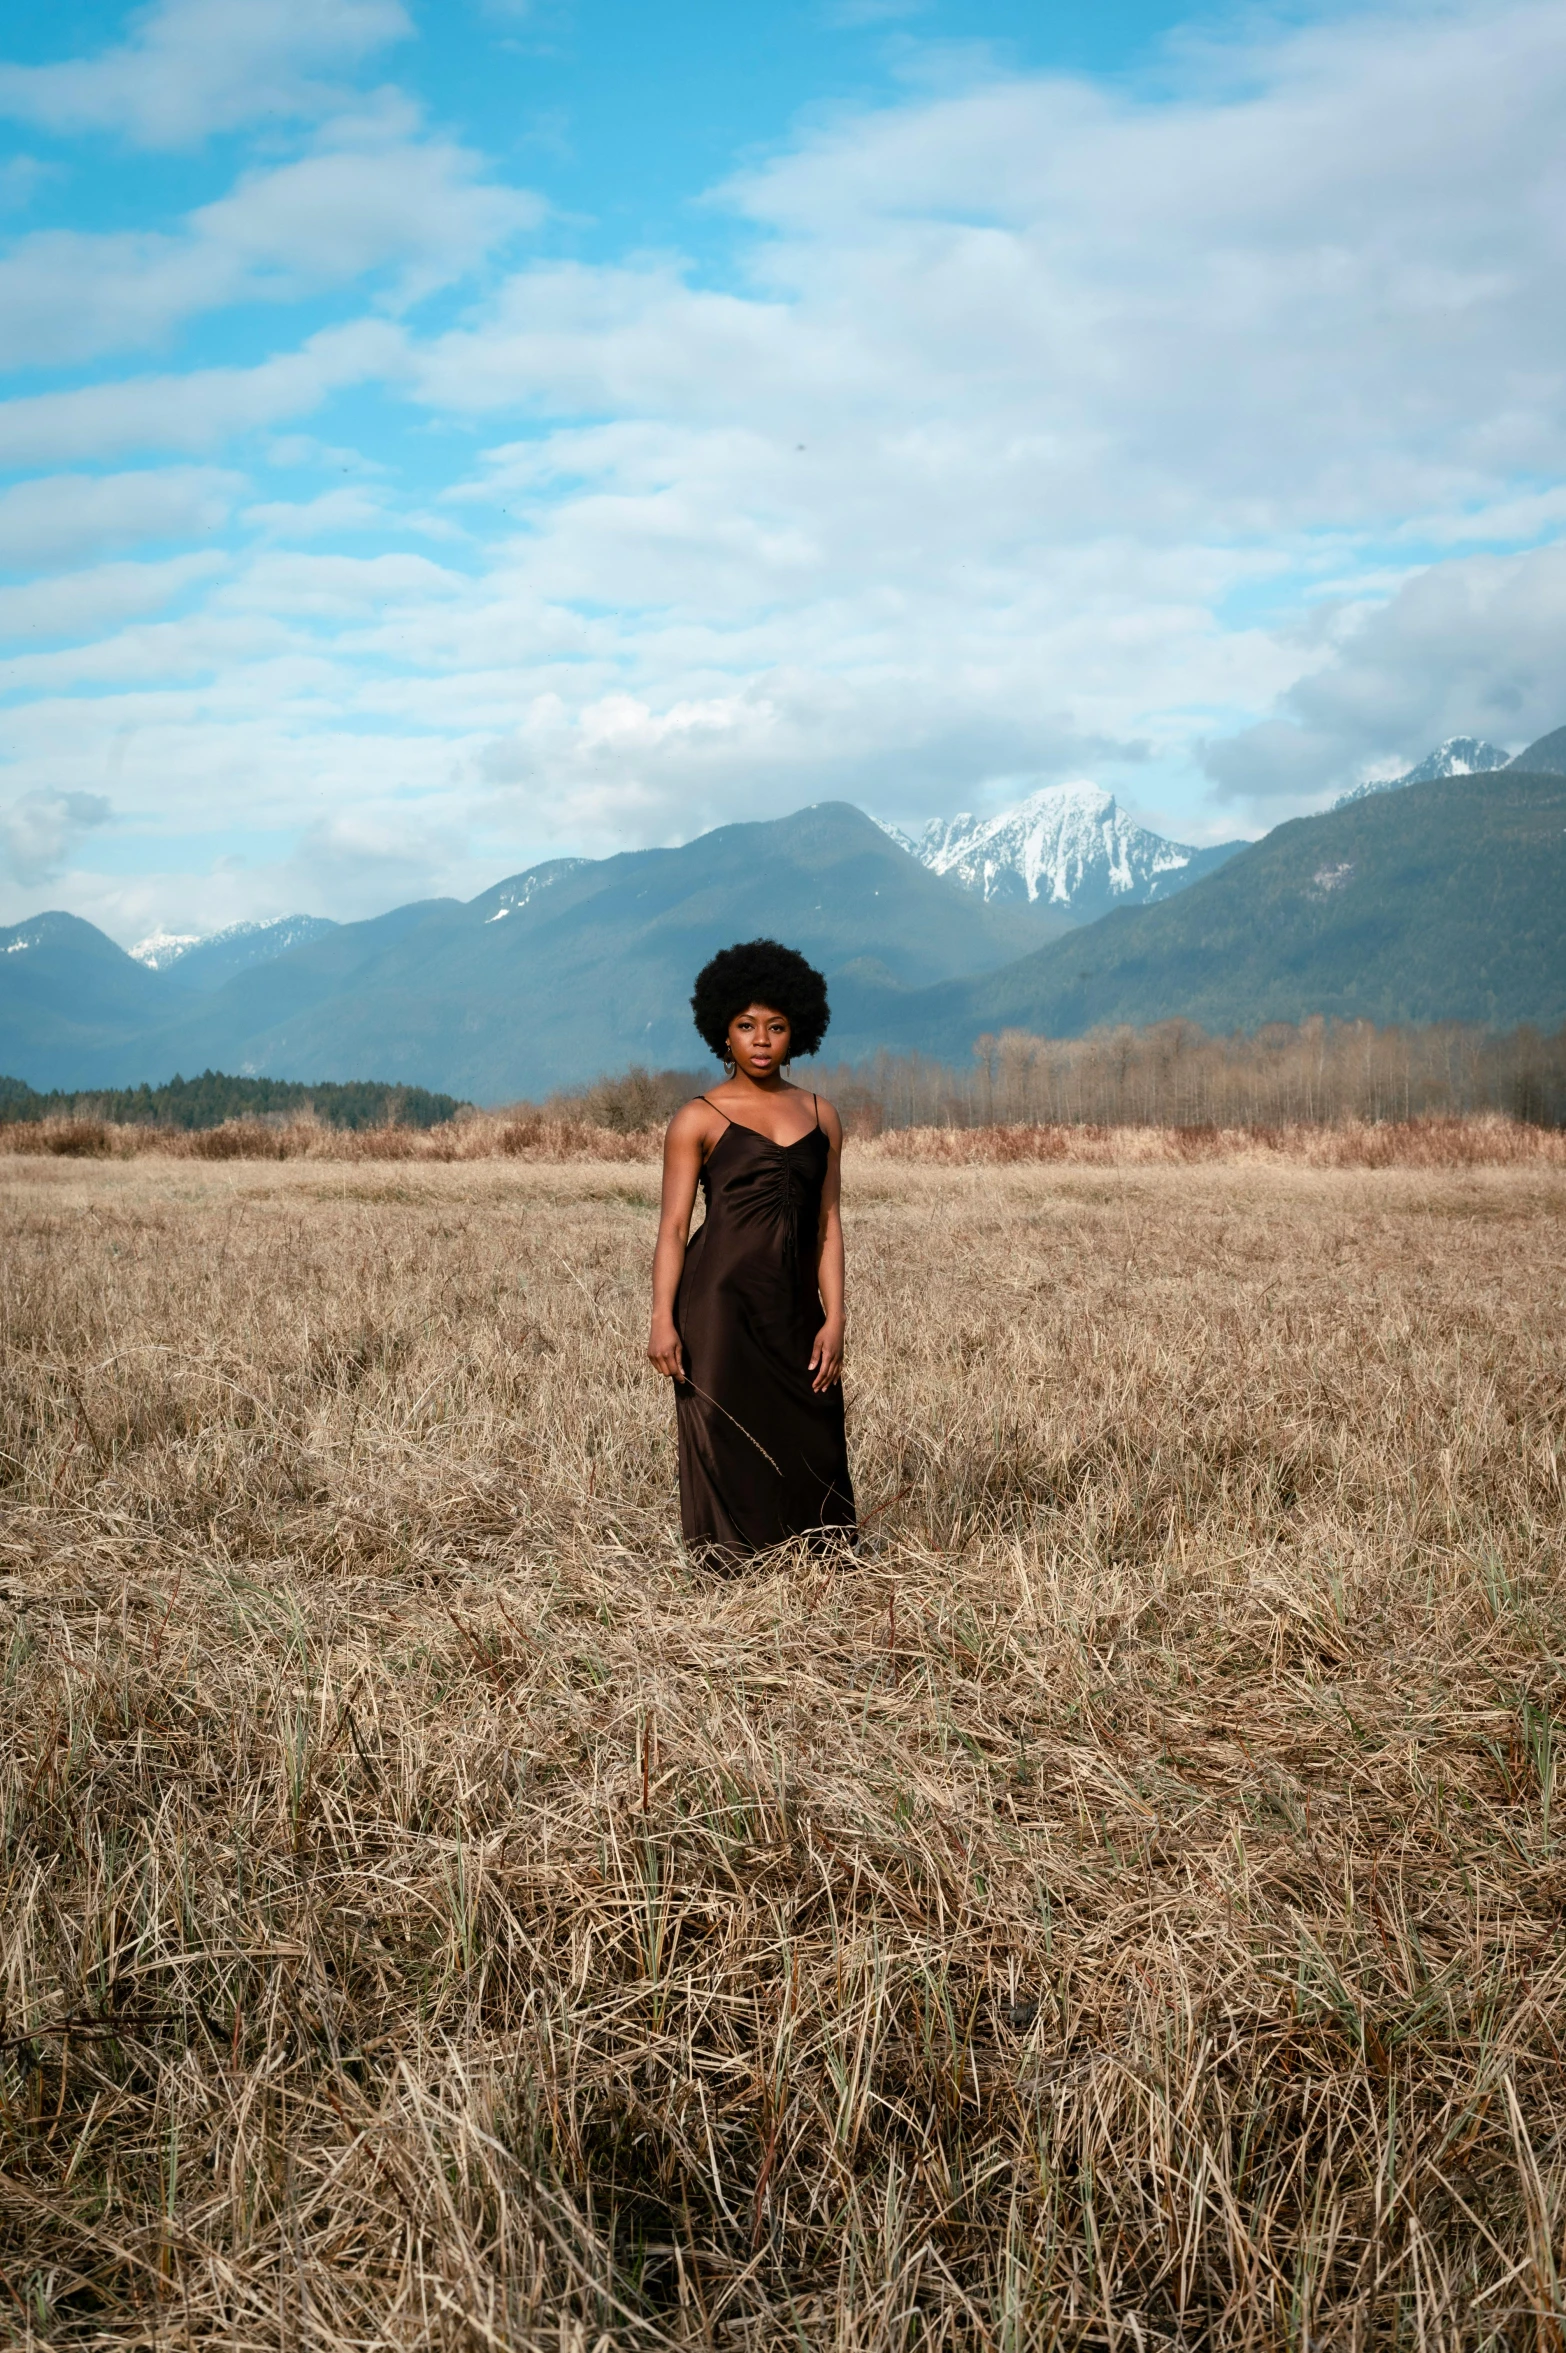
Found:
[812,1092,845,1143]
[665,1094,719,1142]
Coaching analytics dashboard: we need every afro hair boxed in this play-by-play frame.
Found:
[691,939,831,1062]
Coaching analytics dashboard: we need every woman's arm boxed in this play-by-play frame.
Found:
[647,1102,708,1379]
[809,1098,846,1393]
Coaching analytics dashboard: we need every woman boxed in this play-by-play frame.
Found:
[647,939,856,1564]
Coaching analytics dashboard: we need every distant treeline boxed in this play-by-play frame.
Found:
[0,1070,464,1131]
[811,1018,1566,1132]
[8,1022,1558,1140]
[552,1018,1566,1134]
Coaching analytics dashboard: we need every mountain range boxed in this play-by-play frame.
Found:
[3,733,1562,1100]
[0,808,1068,1098]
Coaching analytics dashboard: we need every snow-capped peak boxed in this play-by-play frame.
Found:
[1405,736,1511,782]
[130,914,336,970]
[1334,737,1510,808]
[130,928,204,969]
[881,780,1212,917]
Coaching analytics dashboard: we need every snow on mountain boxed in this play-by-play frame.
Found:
[130,928,204,969]
[132,916,301,970]
[1333,738,1510,809]
[1403,737,1511,783]
[881,781,1238,920]
[129,914,342,989]
[478,860,590,924]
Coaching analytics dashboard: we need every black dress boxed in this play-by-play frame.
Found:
[674,1096,856,1564]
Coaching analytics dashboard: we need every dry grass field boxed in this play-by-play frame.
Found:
[2,1130,1564,2349]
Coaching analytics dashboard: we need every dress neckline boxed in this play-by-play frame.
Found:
[702,1092,820,1153]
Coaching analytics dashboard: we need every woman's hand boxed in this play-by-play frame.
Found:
[808,1316,844,1392]
[647,1316,686,1381]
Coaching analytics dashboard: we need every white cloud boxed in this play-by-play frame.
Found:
[0,132,537,369]
[192,122,540,298]
[0,468,239,571]
[409,3,1566,542]
[278,807,469,913]
[241,485,458,541]
[0,230,242,372]
[1203,543,1566,799]
[0,0,411,149]
[0,552,226,643]
[0,789,112,887]
[214,547,466,617]
[487,689,1153,860]
[0,320,404,463]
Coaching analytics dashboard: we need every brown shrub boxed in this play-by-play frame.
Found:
[868,1112,1566,1169]
[492,1112,661,1161]
[25,1115,113,1156]
[178,1118,289,1159]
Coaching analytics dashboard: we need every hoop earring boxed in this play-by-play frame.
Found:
[723,1052,736,1076]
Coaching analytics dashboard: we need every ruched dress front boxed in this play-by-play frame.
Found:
[674,1104,856,1564]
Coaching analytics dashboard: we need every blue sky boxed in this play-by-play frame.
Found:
[1,0,1564,943]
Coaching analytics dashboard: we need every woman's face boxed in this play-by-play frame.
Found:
[725,1002,792,1080]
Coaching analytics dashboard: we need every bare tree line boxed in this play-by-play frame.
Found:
[800,1017,1566,1132]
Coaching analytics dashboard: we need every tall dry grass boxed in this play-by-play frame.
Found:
[0,1111,663,1164]
[2,1108,1562,1171]
[872,1113,1566,1171]
[2,1141,1565,2347]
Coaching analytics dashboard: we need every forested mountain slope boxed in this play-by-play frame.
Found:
[831,767,1566,1058]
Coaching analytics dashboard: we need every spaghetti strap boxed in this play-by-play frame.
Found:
[812,1093,820,1132]
[701,1094,733,1125]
